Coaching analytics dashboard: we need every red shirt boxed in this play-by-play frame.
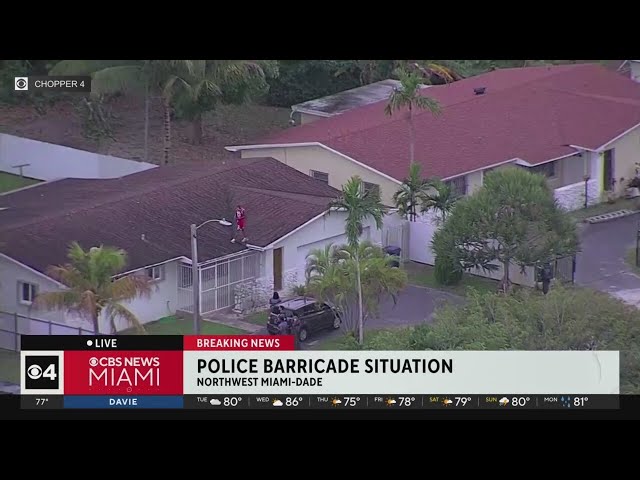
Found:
[236,208,246,228]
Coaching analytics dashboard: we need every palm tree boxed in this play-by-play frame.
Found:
[51,60,195,165]
[329,176,388,344]
[170,60,278,144]
[384,68,441,164]
[393,162,432,222]
[34,242,152,334]
[420,179,458,223]
[306,241,407,337]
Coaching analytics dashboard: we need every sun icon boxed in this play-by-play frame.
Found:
[331,398,342,407]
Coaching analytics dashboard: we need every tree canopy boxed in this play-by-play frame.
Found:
[305,242,407,337]
[335,286,640,394]
[34,242,152,334]
[432,167,579,291]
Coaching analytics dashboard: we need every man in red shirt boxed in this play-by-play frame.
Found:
[231,205,247,243]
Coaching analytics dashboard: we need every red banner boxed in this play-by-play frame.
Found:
[183,335,295,351]
[64,350,183,395]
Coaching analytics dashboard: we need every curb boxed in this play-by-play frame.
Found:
[585,209,640,224]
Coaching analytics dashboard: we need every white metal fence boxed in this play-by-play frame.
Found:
[177,251,261,314]
[382,222,410,261]
[0,310,93,351]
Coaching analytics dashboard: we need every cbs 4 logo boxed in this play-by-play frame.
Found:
[24,356,59,389]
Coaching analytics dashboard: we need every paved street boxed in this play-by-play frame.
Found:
[576,214,640,307]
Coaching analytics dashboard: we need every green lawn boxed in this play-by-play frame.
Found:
[0,172,40,193]
[570,198,639,222]
[404,262,498,296]
[311,329,404,350]
[244,310,269,326]
[0,349,20,384]
[123,315,245,335]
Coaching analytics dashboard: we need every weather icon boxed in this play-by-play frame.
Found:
[499,397,509,406]
[272,399,283,407]
[332,398,342,406]
[386,398,397,406]
[442,398,453,406]
[210,398,221,406]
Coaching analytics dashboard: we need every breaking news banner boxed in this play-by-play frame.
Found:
[18,335,620,410]
[14,76,91,92]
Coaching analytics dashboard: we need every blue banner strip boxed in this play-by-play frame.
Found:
[64,396,184,409]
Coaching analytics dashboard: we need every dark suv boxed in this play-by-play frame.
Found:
[267,297,342,342]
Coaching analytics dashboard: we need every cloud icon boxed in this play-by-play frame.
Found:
[499,397,509,406]
[272,399,283,407]
[210,398,221,406]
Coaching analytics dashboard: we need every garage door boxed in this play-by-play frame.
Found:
[297,227,370,271]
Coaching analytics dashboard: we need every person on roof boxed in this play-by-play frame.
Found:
[231,205,247,244]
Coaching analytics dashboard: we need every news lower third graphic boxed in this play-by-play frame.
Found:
[17,335,621,410]
[19,394,619,410]
[14,76,92,92]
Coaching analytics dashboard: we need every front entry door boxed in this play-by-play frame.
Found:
[603,149,614,191]
[273,247,283,291]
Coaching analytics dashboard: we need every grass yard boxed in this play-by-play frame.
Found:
[0,172,40,193]
[310,329,406,351]
[244,310,269,326]
[404,262,498,296]
[570,198,639,222]
[0,349,20,384]
[123,315,245,335]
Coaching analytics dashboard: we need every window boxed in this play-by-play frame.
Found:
[530,161,556,178]
[445,176,467,196]
[18,281,37,305]
[146,265,164,281]
[362,182,380,196]
[179,265,192,288]
[311,170,329,183]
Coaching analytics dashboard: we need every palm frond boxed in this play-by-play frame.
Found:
[34,290,82,312]
[108,274,153,302]
[91,65,146,96]
[105,302,146,334]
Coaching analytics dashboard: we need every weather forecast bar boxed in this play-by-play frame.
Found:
[20,395,620,410]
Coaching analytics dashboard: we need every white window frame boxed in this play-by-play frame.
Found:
[146,265,164,282]
[310,170,329,183]
[18,281,37,305]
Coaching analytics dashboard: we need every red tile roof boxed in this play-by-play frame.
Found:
[247,64,640,180]
[0,158,339,274]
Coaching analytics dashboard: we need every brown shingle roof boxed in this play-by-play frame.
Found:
[0,157,339,274]
[246,64,640,180]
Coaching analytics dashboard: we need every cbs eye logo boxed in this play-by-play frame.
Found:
[14,77,29,91]
[24,356,59,389]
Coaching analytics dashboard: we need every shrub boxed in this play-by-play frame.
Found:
[434,254,463,286]
[291,284,307,296]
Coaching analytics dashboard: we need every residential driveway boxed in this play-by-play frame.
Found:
[367,285,463,328]
[576,214,640,307]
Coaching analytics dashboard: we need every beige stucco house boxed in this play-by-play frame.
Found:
[229,63,640,213]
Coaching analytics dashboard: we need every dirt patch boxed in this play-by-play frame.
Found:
[0,97,291,165]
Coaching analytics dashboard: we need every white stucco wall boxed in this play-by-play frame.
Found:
[631,62,640,83]
[554,179,600,211]
[0,133,156,181]
[0,256,180,340]
[259,210,387,295]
